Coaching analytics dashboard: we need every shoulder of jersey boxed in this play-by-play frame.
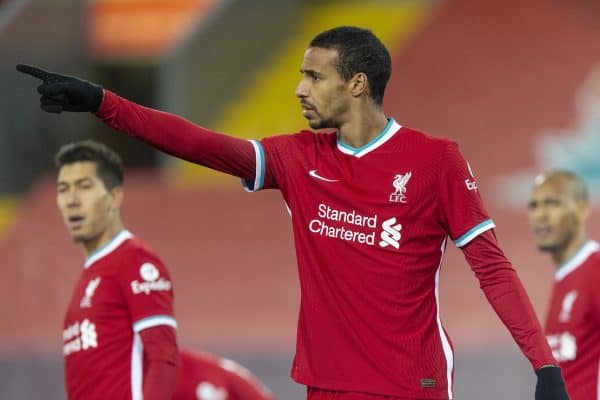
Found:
[298,129,336,143]
[120,237,164,270]
[582,248,600,275]
[120,236,149,254]
[269,129,337,149]
[276,127,455,151]
[399,126,456,147]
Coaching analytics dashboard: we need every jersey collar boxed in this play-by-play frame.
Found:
[555,240,599,281]
[336,118,402,158]
[84,230,133,269]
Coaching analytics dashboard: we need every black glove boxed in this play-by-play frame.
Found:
[535,366,570,399]
[16,64,104,113]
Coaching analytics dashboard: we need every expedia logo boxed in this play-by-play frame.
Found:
[465,161,478,191]
[131,262,172,295]
[465,179,478,191]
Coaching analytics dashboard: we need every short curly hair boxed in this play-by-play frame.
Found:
[310,26,392,105]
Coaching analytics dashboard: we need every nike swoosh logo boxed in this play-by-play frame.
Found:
[308,169,338,182]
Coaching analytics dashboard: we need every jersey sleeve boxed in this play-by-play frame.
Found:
[97,91,256,182]
[438,142,495,247]
[462,230,557,369]
[242,133,309,192]
[140,326,180,400]
[118,249,177,333]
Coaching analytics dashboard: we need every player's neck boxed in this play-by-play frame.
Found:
[337,107,388,149]
[552,231,588,267]
[82,219,124,257]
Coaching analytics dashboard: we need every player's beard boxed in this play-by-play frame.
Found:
[536,231,573,257]
[72,233,86,242]
[537,243,558,253]
[308,114,329,130]
[306,109,336,130]
[70,214,112,248]
[308,100,348,130]
[306,84,350,130]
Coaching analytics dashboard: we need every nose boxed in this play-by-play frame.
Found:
[65,188,80,207]
[295,79,308,98]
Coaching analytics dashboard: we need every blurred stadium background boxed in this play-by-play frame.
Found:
[2,0,600,398]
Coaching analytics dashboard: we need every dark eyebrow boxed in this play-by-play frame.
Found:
[57,177,94,186]
[300,69,319,76]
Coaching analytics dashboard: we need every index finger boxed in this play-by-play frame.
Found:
[16,64,54,82]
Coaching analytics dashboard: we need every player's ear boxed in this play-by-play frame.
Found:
[349,72,368,98]
[109,186,124,210]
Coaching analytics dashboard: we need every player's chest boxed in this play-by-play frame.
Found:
[65,271,125,323]
[296,152,438,217]
[546,284,591,331]
[545,282,597,362]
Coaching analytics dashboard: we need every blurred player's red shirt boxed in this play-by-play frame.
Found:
[173,350,273,400]
[62,230,177,400]
[243,120,494,399]
[544,240,600,400]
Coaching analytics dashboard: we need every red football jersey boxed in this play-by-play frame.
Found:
[96,94,555,399]
[173,350,274,400]
[544,240,600,400]
[63,230,177,400]
[244,120,494,399]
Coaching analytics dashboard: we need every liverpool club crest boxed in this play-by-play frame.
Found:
[389,172,411,203]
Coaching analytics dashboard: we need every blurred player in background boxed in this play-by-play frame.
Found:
[174,349,274,400]
[528,170,600,400]
[19,26,569,400]
[55,140,179,400]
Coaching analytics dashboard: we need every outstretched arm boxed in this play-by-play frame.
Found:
[16,64,256,180]
[98,90,256,179]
